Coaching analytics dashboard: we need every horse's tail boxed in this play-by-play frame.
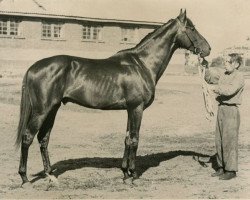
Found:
[15,71,32,149]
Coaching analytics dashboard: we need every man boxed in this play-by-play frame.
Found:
[204,53,245,180]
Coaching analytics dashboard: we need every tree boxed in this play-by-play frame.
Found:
[210,56,224,67]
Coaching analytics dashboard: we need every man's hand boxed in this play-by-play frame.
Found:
[208,84,219,94]
[201,59,209,68]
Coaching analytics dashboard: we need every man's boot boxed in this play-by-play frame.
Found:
[219,171,236,180]
[211,168,224,177]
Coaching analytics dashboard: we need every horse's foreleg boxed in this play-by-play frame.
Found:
[122,116,130,180]
[123,104,143,181]
[128,105,143,179]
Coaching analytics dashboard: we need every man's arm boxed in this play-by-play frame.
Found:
[216,73,245,96]
[204,68,221,84]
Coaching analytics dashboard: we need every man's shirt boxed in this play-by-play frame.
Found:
[205,67,245,105]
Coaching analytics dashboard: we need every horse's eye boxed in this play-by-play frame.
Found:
[186,26,195,31]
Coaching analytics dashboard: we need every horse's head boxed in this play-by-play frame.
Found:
[175,9,211,58]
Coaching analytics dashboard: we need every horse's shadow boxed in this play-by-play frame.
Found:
[31,150,218,183]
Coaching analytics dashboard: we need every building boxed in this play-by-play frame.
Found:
[0,0,185,74]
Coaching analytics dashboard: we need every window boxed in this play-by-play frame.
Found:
[82,25,102,41]
[0,20,7,35]
[121,27,138,43]
[0,19,20,36]
[42,22,63,39]
[10,20,19,35]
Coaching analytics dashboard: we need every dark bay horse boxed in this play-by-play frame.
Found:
[16,9,211,187]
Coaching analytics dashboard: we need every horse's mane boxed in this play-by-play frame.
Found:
[116,19,175,55]
[135,19,175,49]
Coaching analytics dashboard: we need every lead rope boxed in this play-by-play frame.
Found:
[197,56,215,121]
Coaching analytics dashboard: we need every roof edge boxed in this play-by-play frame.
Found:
[0,11,164,26]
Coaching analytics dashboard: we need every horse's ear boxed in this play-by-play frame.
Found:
[183,9,186,16]
[178,8,187,23]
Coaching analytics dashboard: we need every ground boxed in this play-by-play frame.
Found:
[0,72,250,199]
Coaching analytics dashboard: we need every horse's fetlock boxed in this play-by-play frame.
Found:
[18,170,25,176]
[18,170,29,183]
[44,167,52,174]
[131,138,138,146]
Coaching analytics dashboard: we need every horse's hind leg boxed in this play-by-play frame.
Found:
[18,114,47,187]
[18,129,36,186]
[37,104,60,179]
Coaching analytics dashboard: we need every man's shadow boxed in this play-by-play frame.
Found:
[31,150,218,183]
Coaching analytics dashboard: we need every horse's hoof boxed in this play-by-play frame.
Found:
[21,182,33,189]
[132,178,141,186]
[46,174,59,186]
[123,177,133,185]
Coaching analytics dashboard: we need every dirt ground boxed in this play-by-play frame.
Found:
[0,74,250,199]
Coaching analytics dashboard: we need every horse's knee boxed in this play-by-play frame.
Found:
[124,136,131,145]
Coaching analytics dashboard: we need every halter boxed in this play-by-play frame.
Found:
[176,18,202,55]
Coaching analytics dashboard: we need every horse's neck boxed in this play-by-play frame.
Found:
[135,25,178,84]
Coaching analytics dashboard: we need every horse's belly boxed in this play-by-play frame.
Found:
[64,86,127,109]
[76,95,127,109]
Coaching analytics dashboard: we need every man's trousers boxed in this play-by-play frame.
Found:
[215,104,240,172]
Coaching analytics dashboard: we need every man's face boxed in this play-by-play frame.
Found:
[224,57,237,73]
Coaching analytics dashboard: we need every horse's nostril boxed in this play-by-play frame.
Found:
[195,47,201,54]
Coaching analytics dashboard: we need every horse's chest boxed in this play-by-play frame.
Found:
[144,91,155,107]
[125,84,155,107]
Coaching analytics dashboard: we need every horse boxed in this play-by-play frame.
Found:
[16,9,211,187]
